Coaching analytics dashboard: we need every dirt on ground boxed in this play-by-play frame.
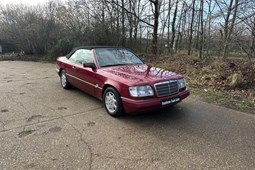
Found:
[142,54,255,104]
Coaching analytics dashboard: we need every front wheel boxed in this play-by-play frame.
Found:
[103,87,124,117]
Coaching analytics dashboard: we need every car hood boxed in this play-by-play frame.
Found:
[101,64,183,84]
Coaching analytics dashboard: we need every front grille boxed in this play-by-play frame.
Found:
[154,81,179,97]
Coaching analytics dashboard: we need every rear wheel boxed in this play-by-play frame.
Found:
[60,70,71,89]
[103,87,123,117]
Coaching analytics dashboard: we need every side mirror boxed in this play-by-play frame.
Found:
[83,62,96,69]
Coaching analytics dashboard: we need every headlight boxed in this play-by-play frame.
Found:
[129,85,154,97]
[178,79,186,89]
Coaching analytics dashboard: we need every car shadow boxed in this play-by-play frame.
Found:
[120,104,188,124]
[66,87,189,126]
[67,87,102,103]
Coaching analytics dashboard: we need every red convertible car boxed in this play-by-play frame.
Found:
[56,46,189,117]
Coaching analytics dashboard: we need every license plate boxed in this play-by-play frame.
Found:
[161,97,180,106]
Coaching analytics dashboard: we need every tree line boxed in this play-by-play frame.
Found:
[0,0,254,60]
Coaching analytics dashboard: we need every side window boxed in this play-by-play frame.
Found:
[69,51,79,63]
[69,49,94,65]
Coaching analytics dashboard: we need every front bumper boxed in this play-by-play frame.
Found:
[121,89,190,114]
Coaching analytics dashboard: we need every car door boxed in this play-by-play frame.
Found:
[64,50,82,86]
[68,49,97,96]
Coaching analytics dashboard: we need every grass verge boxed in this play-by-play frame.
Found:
[190,87,255,114]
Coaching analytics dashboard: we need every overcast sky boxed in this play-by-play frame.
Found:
[1,0,50,6]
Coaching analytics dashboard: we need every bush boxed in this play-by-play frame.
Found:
[50,38,74,60]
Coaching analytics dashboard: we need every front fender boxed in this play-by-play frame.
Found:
[102,79,129,99]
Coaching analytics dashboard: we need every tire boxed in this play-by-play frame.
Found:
[103,87,124,117]
[60,70,71,89]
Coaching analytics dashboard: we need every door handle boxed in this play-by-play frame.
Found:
[72,66,78,69]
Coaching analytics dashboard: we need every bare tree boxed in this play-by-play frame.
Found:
[216,0,239,58]
[199,0,204,59]
[188,0,196,55]
[0,2,60,54]
[148,0,163,54]
[0,0,254,58]
[171,0,179,52]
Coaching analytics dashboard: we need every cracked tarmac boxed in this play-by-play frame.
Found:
[0,61,255,169]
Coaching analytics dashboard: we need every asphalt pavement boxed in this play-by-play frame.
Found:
[0,61,254,169]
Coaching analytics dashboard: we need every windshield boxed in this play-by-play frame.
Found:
[94,48,144,67]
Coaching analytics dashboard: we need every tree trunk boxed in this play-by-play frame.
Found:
[199,0,204,59]
[121,0,125,46]
[195,13,200,50]
[171,0,179,51]
[205,0,212,56]
[252,18,255,58]
[167,0,172,53]
[151,0,160,54]
[223,0,238,58]
[188,0,196,55]
[175,1,184,52]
